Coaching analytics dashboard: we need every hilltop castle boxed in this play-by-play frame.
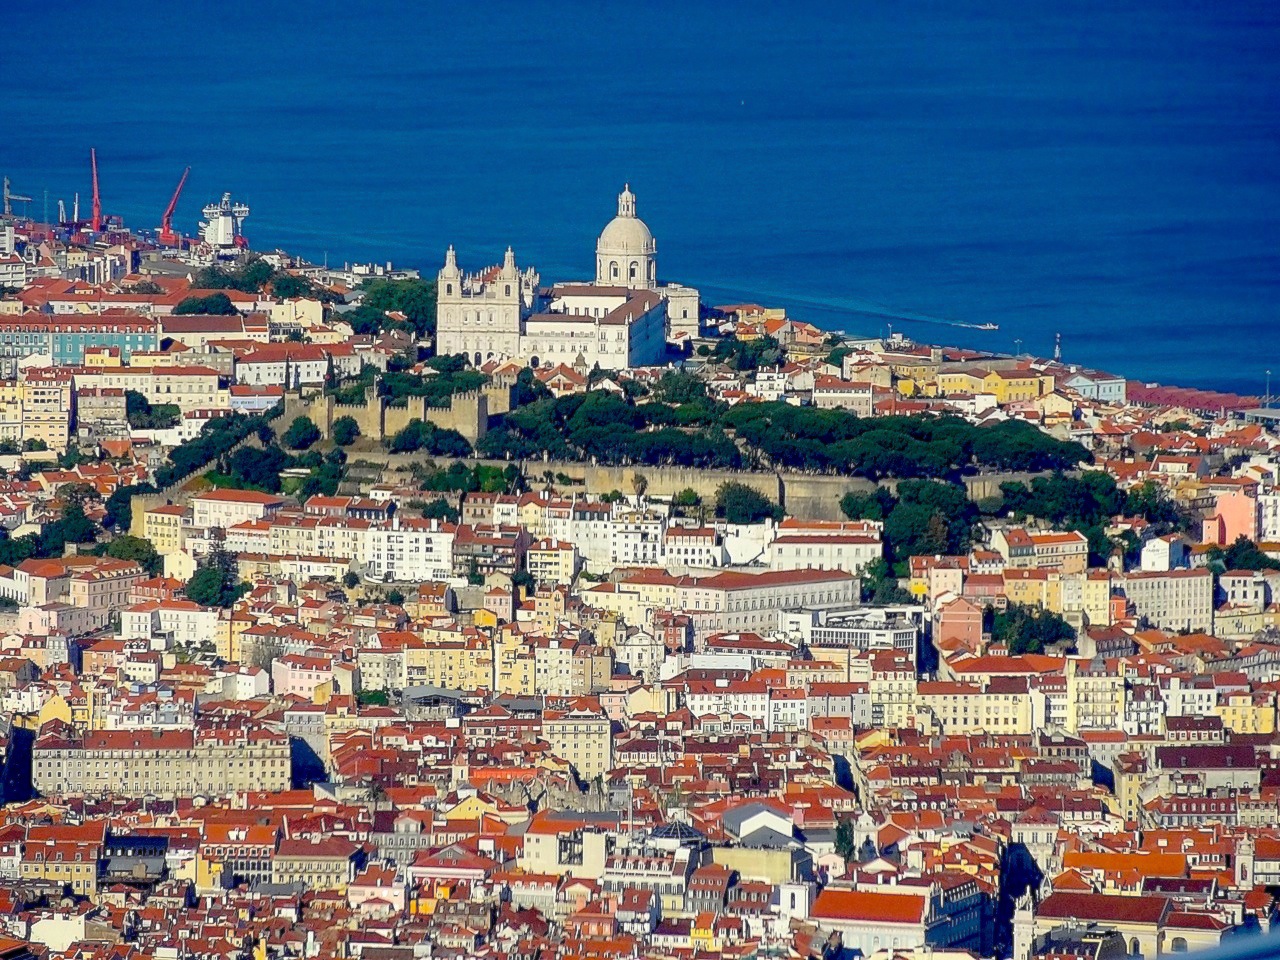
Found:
[435,185,700,370]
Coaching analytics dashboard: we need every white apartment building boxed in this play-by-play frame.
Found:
[1260,490,1280,542]
[119,599,219,651]
[542,706,614,780]
[662,526,725,569]
[608,567,859,640]
[72,365,229,414]
[1115,568,1214,633]
[191,489,288,531]
[812,376,875,415]
[610,510,666,566]
[769,533,883,575]
[365,517,456,582]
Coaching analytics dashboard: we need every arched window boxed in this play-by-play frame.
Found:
[530,356,540,369]
[505,284,511,296]
[1171,939,1188,954]
[473,352,482,367]
[446,284,452,295]
[1130,939,1141,956]
[629,262,638,280]
[611,262,619,279]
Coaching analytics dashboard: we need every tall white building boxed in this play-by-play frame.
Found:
[435,185,701,368]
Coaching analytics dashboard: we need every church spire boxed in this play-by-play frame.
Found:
[440,244,460,280]
[617,183,636,218]
[499,245,518,279]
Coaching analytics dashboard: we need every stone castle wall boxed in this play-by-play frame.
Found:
[281,383,499,446]
[340,451,1064,522]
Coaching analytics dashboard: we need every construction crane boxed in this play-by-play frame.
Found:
[90,147,102,232]
[156,166,190,247]
[2,177,33,217]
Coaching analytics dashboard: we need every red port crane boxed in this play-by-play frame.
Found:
[157,166,190,247]
[90,147,102,232]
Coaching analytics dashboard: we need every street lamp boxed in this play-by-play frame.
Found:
[1014,338,1022,357]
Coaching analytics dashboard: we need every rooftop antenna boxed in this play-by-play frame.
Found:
[42,188,48,226]
[1054,332,1062,363]
[1267,370,1272,410]
[73,192,80,224]
[1014,338,1023,357]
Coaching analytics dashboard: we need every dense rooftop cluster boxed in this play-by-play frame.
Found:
[0,218,1277,958]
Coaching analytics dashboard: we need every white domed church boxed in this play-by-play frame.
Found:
[595,184,657,290]
[435,185,701,370]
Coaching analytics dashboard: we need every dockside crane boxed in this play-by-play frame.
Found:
[2,177,33,217]
[157,166,190,247]
[90,147,102,232]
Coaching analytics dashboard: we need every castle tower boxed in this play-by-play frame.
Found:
[596,183,657,290]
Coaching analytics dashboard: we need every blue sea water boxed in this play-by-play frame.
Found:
[3,0,1278,393]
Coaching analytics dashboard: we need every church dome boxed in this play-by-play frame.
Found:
[597,184,655,256]
[596,184,658,289]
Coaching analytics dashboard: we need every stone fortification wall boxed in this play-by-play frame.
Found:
[282,383,498,446]
[127,413,283,538]
[347,450,1064,522]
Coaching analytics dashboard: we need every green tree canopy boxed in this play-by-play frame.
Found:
[282,416,322,450]
[989,603,1075,654]
[673,488,701,508]
[184,545,246,608]
[416,497,460,523]
[715,481,783,525]
[125,390,180,430]
[332,416,360,446]
[652,371,708,405]
[835,817,856,862]
[360,278,437,338]
[105,535,162,576]
[57,498,98,545]
[840,488,897,522]
[219,444,293,493]
[174,292,238,315]
[387,419,471,457]
[103,483,156,531]
[1207,536,1280,572]
[270,273,316,299]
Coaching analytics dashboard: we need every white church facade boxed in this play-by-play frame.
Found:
[435,185,701,370]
